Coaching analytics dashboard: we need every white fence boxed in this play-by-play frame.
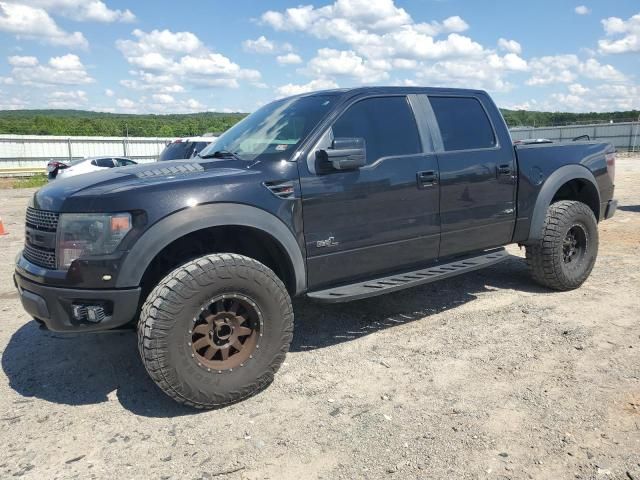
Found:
[2,122,639,174]
[0,134,173,171]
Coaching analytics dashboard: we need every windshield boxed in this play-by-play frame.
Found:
[200,95,337,161]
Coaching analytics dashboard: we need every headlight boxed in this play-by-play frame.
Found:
[57,213,132,269]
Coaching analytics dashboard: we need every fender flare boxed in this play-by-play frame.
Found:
[526,164,600,243]
[115,203,306,294]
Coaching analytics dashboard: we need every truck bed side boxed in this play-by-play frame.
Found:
[512,141,615,243]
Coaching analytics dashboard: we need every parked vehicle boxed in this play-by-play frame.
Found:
[54,157,137,180]
[15,87,617,409]
[158,136,217,161]
[46,159,73,180]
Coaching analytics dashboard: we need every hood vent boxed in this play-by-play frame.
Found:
[264,180,295,199]
[136,162,203,179]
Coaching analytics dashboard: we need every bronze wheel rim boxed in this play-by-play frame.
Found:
[190,294,262,371]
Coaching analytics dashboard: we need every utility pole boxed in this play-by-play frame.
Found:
[633,114,640,153]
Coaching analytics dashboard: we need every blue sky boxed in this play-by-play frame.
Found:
[0,0,639,113]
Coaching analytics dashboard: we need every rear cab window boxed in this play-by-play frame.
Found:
[428,96,496,151]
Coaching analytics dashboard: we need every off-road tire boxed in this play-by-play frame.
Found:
[526,200,598,291]
[138,253,293,409]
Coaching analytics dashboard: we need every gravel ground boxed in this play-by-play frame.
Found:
[0,158,638,480]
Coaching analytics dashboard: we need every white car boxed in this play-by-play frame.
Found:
[56,157,137,180]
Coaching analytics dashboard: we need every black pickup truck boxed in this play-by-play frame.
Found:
[14,87,617,408]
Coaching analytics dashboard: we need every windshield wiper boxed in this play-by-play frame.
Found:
[199,150,243,161]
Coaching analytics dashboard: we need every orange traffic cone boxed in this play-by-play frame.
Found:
[0,216,7,235]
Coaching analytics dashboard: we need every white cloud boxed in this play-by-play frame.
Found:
[0,1,88,48]
[114,94,208,114]
[185,98,204,110]
[159,84,184,93]
[275,78,339,97]
[579,58,626,81]
[416,52,528,92]
[527,55,626,86]
[441,16,469,33]
[7,53,94,85]
[260,1,525,95]
[276,53,303,65]
[48,89,87,108]
[8,55,38,67]
[513,83,640,113]
[0,96,29,109]
[598,13,640,54]
[23,0,135,22]
[119,78,185,93]
[306,48,389,82]
[48,53,84,70]
[117,29,203,56]
[261,1,478,62]
[575,5,591,15]
[105,88,114,97]
[243,36,277,54]
[262,0,412,32]
[551,84,640,112]
[117,29,261,91]
[116,98,136,109]
[151,93,174,104]
[568,83,589,95]
[498,38,522,54]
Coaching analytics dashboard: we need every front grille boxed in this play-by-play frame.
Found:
[23,243,56,269]
[24,207,58,268]
[26,207,59,232]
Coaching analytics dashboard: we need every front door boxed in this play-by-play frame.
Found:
[299,95,441,289]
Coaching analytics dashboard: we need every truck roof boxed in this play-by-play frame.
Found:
[296,86,490,98]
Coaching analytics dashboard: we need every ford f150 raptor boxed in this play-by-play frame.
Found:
[14,87,617,408]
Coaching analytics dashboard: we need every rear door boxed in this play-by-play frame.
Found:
[425,94,517,257]
[300,94,441,289]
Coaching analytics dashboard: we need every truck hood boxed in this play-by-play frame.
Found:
[32,159,262,212]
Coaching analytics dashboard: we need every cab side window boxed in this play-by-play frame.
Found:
[429,96,496,151]
[332,96,421,164]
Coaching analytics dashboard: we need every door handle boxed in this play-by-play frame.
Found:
[417,170,438,188]
[497,164,511,176]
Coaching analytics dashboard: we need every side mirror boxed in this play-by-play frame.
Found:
[317,137,366,171]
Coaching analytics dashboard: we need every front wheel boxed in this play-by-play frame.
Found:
[138,253,293,409]
[526,200,599,291]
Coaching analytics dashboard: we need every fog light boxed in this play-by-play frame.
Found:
[72,303,106,323]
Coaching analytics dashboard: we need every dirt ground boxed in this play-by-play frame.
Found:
[0,158,638,480]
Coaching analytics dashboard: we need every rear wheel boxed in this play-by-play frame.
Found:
[138,253,293,409]
[526,200,598,291]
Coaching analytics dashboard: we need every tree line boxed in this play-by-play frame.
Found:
[0,108,638,137]
[501,109,639,128]
[0,110,247,137]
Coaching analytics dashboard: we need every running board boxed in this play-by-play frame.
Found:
[306,248,509,303]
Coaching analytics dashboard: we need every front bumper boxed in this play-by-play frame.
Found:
[604,199,618,220]
[14,273,140,333]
